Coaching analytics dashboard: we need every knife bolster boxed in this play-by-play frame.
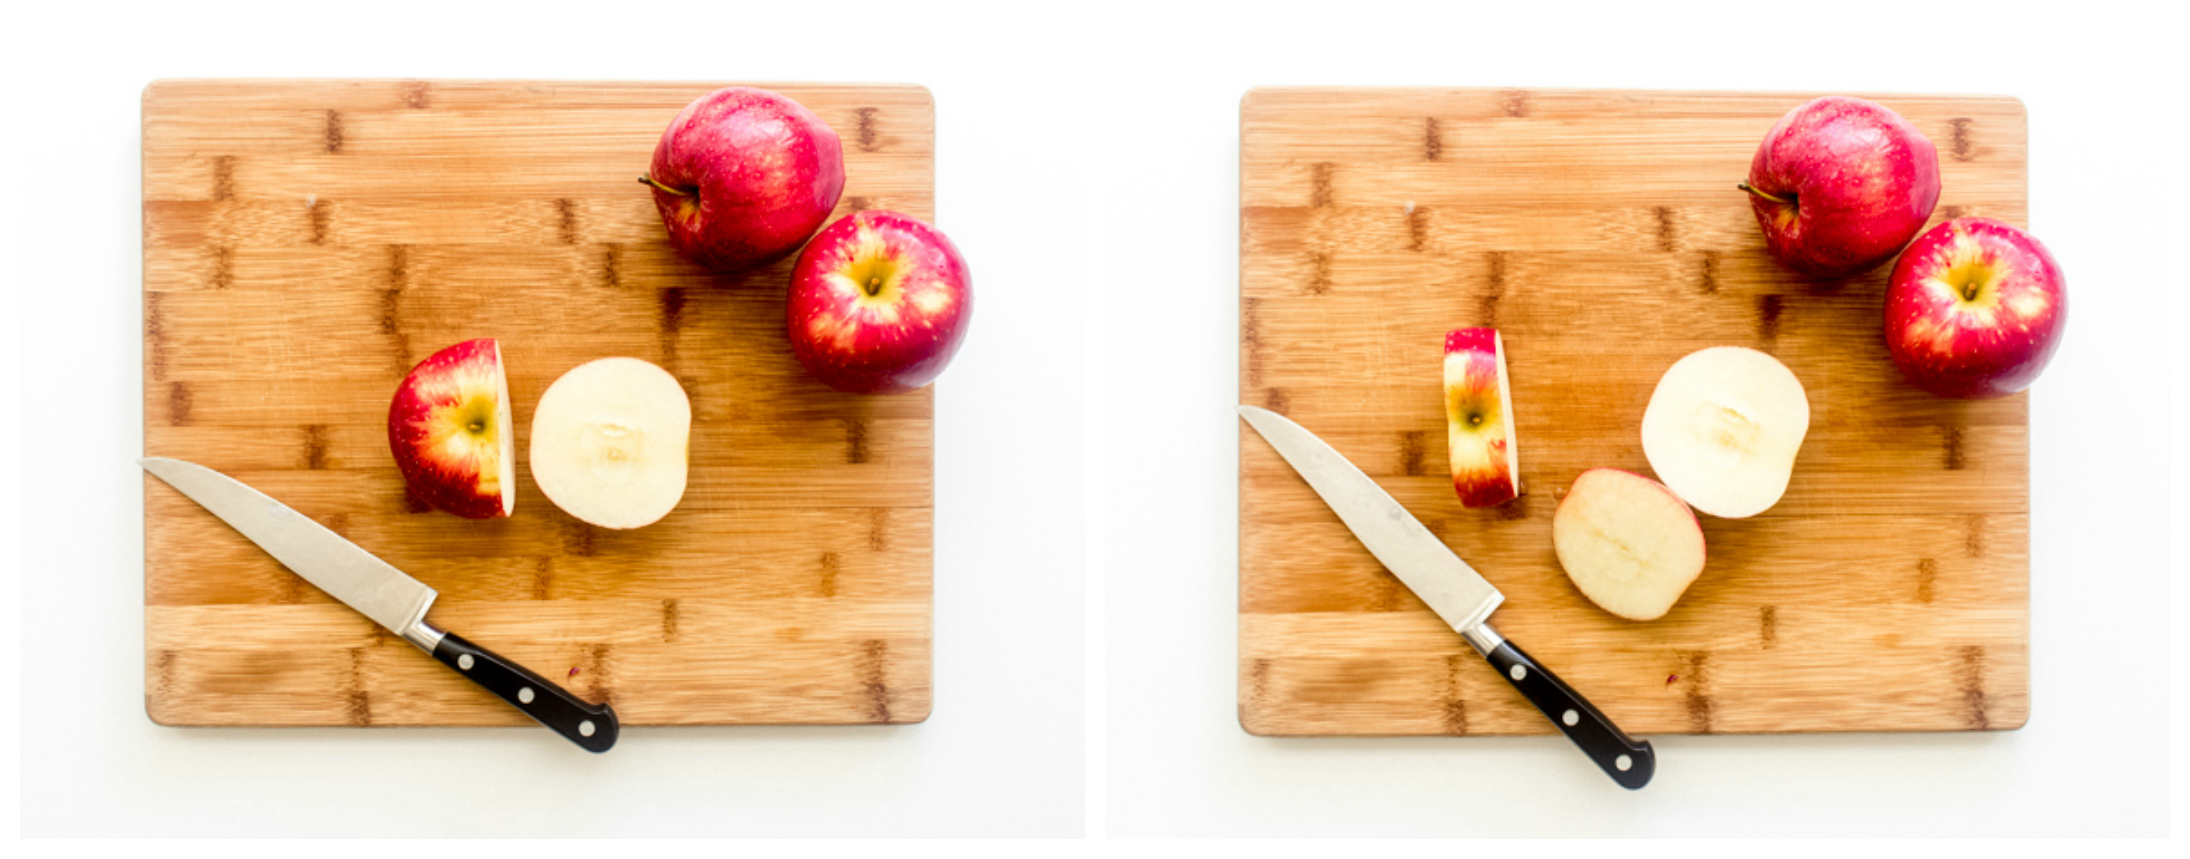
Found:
[400,618,447,652]
[1459,622,1505,657]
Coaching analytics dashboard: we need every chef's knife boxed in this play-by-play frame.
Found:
[1237,406,1652,788]
[141,457,619,753]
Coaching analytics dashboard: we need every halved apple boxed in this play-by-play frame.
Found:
[1552,468,1707,621]
[388,338,516,519]
[528,357,691,530]
[1445,327,1520,508]
[1641,346,1810,519]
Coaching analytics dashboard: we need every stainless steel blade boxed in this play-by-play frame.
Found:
[1238,406,1503,635]
[141,457,439,646]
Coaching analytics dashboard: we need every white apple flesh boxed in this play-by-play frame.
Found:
[1444,327,1520,508]
[1641,346,1810,519]
[528,357,691,530]
[1553,468,1708,621]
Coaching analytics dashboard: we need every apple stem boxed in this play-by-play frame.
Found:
[1736,182,1790,206]
[865,276,884,297]
[638,175,693,197]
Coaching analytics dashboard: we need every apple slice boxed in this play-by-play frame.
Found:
[1641,346,1810,519]
[1444,328,1520,508]
[528,357,691,530]
[1553,468,1708,621]
[388,338,516,519]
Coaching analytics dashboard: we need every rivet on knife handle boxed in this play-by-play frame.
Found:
[429,629,619,753]
[1471,623,1653,789]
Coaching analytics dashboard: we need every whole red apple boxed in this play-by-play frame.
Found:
[1884,217,2066,399]
[1740,96,1940,280]
[641,87,845,273]
[787,210,972,394]
[389,338,515,519]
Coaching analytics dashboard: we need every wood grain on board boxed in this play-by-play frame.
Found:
[1239,88,2029,735]
[144,79,934,727]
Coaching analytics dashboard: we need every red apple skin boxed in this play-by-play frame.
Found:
[1743,96,1941,280]
[646,87,845,273]
[1884,217,2066,399]
[388,338,511,519]
[788,210,972,394]
[1445,328,1518,508]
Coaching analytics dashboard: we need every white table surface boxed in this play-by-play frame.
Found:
[6,0,2179,841]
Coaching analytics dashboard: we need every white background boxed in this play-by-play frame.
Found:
[5,0,2182,843]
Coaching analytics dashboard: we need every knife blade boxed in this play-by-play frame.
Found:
[141,457,619,753]
[1237,406,1652,788]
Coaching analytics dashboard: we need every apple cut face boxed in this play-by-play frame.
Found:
[388,338,516,519]
[528,357,691,530]
[1641,346,1810,519]
[1444,328,1520,508]
[1552,468,1707,621]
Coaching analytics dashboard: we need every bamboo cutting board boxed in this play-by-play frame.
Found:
[143,79,934,727]
[1239,88,2030,736]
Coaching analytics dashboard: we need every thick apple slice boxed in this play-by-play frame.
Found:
[1641,346,1810,518]
[528,357,691,530]
[1553,468,1708,621]
[1444,328,1520,508]
[388,338,516,519]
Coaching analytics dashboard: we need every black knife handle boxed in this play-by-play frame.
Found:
[430,631,619,753]
[1483,637,1653,789]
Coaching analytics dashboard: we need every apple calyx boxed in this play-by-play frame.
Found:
[1911,228,2036,326]
[1940,257,2001,306]
[843,253,904,301]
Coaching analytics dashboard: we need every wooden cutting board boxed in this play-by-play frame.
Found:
[143,79,934,727]
[1239,88,2029,736]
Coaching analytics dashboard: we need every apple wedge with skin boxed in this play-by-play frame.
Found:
[1553,468,1708,621]
[388,338,516,519]
[1641,346,1811,519]
[528,357,691,530]
[1444,328,1520,508]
